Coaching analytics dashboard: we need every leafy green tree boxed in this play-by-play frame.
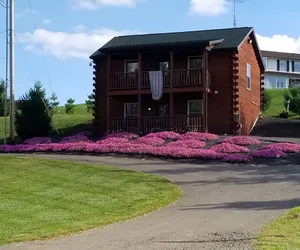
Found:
[288,86,300,115]
[85,93,95,113]
[262,90,271,112]
[0,79,9,116]
[50,92,60,114]
[65,98,75,114]
[15,82,53,139]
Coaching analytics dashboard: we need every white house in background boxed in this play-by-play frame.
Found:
[261,50,300,89]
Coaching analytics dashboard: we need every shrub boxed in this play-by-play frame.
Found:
[210,143,250,153]
[15,82,52,140]
[222,136,261,146]
[0,79,9,116]
[289,86,300,115]
[65,98,75,114]
[49,92,59,114]
[179,132,218,141]
[262,90,272,112]
[279,111,288,119]
[85,93,95,113]
[262,142,300,153]
[251,149,287,158]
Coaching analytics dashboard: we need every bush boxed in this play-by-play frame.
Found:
[0,79,9,116]
[85,93,95,113]
[65,98,75,114]
[279,111,289,119]
[50,92,59,114]
[15,82,52,140]
[289,86,300,115]
[262,90,271,112]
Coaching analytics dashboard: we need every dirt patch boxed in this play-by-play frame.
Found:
[251,117,300,138]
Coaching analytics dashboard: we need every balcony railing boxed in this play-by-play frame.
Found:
[109,68,205,90]
[109,115,203,133]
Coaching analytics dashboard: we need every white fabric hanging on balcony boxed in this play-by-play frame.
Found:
[149,71,163,100]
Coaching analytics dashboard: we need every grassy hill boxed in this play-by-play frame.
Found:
[263,89,299,119]
[0,104,93,143]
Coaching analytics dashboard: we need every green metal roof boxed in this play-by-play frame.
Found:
[94,27,253,54]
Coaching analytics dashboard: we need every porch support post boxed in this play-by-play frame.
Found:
[202,48,209,132]
[138,94,142,132]
[138,52,142,90]
[170,92,174,129]
[170,50,174,88]
[106,54,111,133]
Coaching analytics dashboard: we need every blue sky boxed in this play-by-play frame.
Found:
[0,0,300,104]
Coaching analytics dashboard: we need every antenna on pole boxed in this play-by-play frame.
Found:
[229,0,249,28]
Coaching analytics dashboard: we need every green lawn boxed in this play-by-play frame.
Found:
[263,89,299,119]
[255,207,300,250]
[0,156,181,245]
[0,104,92,143]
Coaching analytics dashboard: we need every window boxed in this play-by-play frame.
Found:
[276,77,285,88]
[246,63,251,89]
[265,76,287,89]
[277,60,288,72]
[292,61,300,73]
[188,56,202,69]
[125,61,138,73]
[124,103,138,117]
[159,61,169,71]
[187,100,202,115]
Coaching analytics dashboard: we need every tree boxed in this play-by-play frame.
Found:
[15,82,53,139]
[288,86,300,115]
[65,98,75,114]
[0,79,9,116]
[261,90,271,112]
[50,92,59,114]
[85,93,95,113]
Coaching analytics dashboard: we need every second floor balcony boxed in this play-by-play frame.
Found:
[109,68,210,90]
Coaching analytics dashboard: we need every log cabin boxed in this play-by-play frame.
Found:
[90,27,265,136]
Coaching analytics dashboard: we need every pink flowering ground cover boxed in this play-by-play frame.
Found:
[222,136,261,146]
[166,139,206,149]
[61,134,92,143]
[96,137,129,145]
[144,131,180,140]
[103,132,139,140]
[23,137,52,145]
[262,142,300,153]
[210,143,250,153]
[131,137,165,146]
[179,132,218,141]
[222,154,252,162]
[251,149,287,158]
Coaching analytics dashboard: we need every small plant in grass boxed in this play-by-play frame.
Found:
[15,82,52,140]
[49,92,59,114]
[65,98,75,114]
[85,93,95,113]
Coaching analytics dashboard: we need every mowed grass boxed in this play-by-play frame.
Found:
[263,89,299,119]
[255,206,300,250]
[0,104,92,143]
[0,156,182,245]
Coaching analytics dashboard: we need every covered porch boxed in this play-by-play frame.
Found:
[107,93,205,133]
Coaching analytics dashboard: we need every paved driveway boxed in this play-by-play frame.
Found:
[1,154,300,250]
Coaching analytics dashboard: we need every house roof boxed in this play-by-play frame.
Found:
[90,26,264,71]
[261,50,300,60]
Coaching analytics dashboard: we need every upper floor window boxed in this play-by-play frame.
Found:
[292,61,300,73]
[188,56,202,69]
[277,60,289,72]
[246,63,251,90]
[125,61,138,73]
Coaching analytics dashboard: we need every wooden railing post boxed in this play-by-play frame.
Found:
[138,52,142,90]
[170,93,174,129]
[170,51,174,88]
[138,94,142,132]
[106,54,111,133]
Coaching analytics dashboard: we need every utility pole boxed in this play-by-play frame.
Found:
[9,0,15,142]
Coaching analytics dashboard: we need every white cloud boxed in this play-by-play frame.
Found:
[74,24,88,32]
[73,0,139,9]
[256,34,300,54]
[18,28,139,59]
[42,19,52,25]
[189,0,230,16]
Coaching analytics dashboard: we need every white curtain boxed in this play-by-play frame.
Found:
[149,71,163,100]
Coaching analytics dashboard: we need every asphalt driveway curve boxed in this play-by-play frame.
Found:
[1,154,300,250]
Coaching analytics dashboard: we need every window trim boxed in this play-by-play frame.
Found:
[187,56,202,69]
[187,100,203,115]
[123,102,138,118]
[124,60,138,73]
[246,63,251,90]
